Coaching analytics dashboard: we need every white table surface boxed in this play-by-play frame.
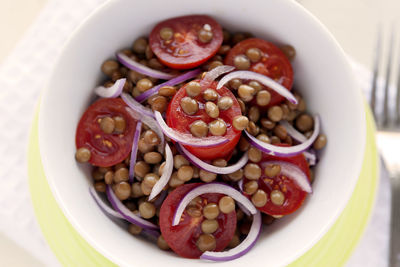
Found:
[0,0,396,266]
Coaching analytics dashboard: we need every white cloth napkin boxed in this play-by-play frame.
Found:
[0,0,390,266]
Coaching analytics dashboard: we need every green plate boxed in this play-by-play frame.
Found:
[28,105,378,267]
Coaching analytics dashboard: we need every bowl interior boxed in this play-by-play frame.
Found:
[38,0,366,266]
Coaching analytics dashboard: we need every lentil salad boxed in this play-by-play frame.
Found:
[75,14,327,261]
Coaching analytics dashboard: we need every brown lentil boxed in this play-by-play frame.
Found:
[295,114,313,132]
[137,78,153,92]
[186,81,202,97]
[151,95,168,113]
[234,55,251,70]
[104,171,114,184]
[228,169,243,181]
[180,97,198,115]
[190,120,208,137]
[112,116,126,133]
[186,205,202,217]
[203,88,218,101]
[145,45,154,59]
[246,121,260,136]
[208,61,223,70]
[217,96,233,110]
[199,170,217,183]
[232,115,249,131]
[270,190,285,206]
[128,224,142,235]
[274,125,288,140]
[298,98,306,112]
[99,116,115,134]
[205,102,219,118]
[94,182,106,192]
[201,219,219,234]
[252,189,268,207]
[75,147,91,163]
[169,172,184,188]
[131,182,144,198]
[111,70,123,82]
[143,173,159,188]
[143,152,162,164]
[248,81,263,92]
[203,203,219,219]
[229,79,242,90]
[270,136,281,144]
[280,44,296,61]
[173,155,189,169]
[238,84,255,102]
[248,147,262,163]
[257,134,271,143]
[114,182,131,200]
[128,70,145,83]
[212,158,227,167]
[209,119,227,136]
[160,27,173,40]
[197,234,216,252]
[244,163,262,180]
[139,202,156,219]
[177,165,194,182]
[198,28,213,43]
[101,60,119,76]
[157,235,170,250]
[158,86,176,97]
[114,167,129,183]
[92,169,104,181]
[264,164,281,177]
[138,138,154,153]
[260,118,275,130]
[268,106,284,122]
[218,45,231,55]
[114,163,126,171]
[132,37,147,54]
[219,196,235,214]
[244,181,259,195]
[248,106,260,122]
[143,130,161,146]
[313,134,327,150]
[246,48,262,62]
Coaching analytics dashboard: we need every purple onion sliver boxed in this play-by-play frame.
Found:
[129,121,142,183]
[217,70,297,105]
[121,92,155,118]
[94,78,126,98]
[176,143,248,174]
[116,52,175,80]
[245,115,320,157]
[155,111,228,147]
[106,185,159,230]
[89,185,124,219]
[135,68,202,103]
[280,120,307,143]
[303,150,317,166]
[261,160,312,193]
[172,182,256,226]
[200,65,235,88]
[200,211,261,261]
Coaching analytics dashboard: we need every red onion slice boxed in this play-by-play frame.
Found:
[148,144,173,200]
[135,68,202,103]
[217,70,298,104]
[200,65,235,88]
[106,185,159,230]
[261,160,312,193]
[176,143,248,174]
[128,121,142,183]
[245,115,320,157]
[116,52,176,80]
[154,111,228,147]
[303,150,317,166]
[201,211,261,261]
[121,92,155,118]
[172,183,257,226]
[280,120,307,143]
[94,78,126,98]
[89,185,123,219]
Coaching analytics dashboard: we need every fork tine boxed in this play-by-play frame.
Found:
[383,25,395,126]
[371,25,382,119]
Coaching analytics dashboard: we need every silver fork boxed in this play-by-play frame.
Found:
[370,25,400,267]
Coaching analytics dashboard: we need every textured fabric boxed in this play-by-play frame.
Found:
[0,0,390,266]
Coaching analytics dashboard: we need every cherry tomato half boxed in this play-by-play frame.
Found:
[166,80,242,160]
[243,144,311,216]
[159,183,236,258]
[225,38,294,108]
[149,15,223,69]
[75,98,137,167]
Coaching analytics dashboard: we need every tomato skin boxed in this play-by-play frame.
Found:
[149,15,223,69]
[243,144,310,216]
[75,98,137,167]
[225,38,294,108]
[166,80,241,160]
[159,183,236,258]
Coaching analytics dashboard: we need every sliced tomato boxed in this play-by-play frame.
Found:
[243,144,310,216]
[149,15,223,69]
[166,79,241,160]
[75,98,137,167]
[159,183,236,258]
[225,38,294,108]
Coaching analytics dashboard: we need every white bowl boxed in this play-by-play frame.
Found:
[38,0,366,266]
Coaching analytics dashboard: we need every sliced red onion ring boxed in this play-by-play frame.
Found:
[136,68,202,103]
[172,183,257,226]
[280,120,307,143]
[217,70,298,104]
[148,144,173,200]
[121,92,155,118]
[237,179,244,192]
[201,211,261,261]
[106,185,159,230]
[245,115,320,157]
[200,65,235,88]
[154,111,228,147]
[94,78,126,98]
[128,121,142,183]
[261,160,312,193]
[176,143,248,174]
[89,185,123,219]
[116,52,176,80]
[303,150,317,166]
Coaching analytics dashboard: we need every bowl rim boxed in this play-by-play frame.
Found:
[38,0,366,265]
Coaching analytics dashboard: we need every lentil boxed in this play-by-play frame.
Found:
[139,202,156,219]
[114,182,131,200]
[228,169,243,181]
[143,130,161,146]
[197,234,216,252]
[248,106,260,122]
[101,60,119,76]
[232,115,249,131]
[201,219,219,234]
[173,155,189,169]
[143,152,162,164]
[114,167,129,183]
[270,190,285,206]
[94,182,106,192]
[203,88,218,101]
[157,235,170,250]
[252,189,268,207]
[244,163,262,180]
[217,96,233,110]
[264,164,281,177]
[248,147,262,162]
[296,114,313,132]
[209,119,227,136]
[203,203,219,219]
[151,95,168,113]
[137,78,153,92]
[160,27,173,40]
[199,170,217,183]
[131,182,144,198]
[180,97,198,115]
[128,224,142,235]
[246,48,262,62]
[234,55,251,70]
[75,147,91,163]
[177,165,194,182]
[268,106,283,122]
[143,173,159,188]
[205,102,219,118]
[238,84,255,102]
[244,181,258,195]
[186,81,202,97]
[158,86,176,97]
[219,196,235,214]
[132,37,147,54]
[190,120,208,137]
